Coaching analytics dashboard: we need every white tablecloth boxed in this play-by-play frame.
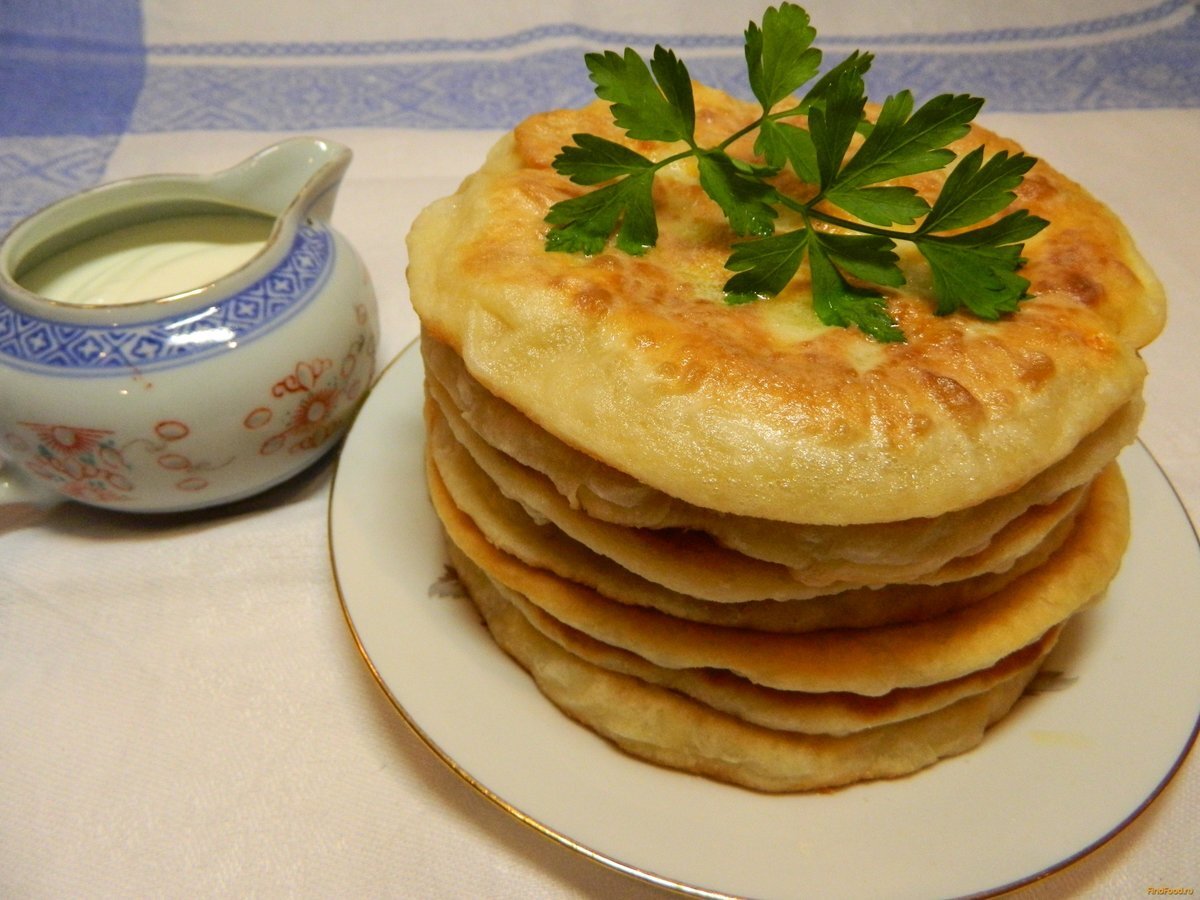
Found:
[2,2,1197,896]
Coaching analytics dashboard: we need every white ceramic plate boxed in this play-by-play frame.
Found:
[330,342,1200,900]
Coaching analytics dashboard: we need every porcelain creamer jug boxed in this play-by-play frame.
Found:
[0,137,378,512]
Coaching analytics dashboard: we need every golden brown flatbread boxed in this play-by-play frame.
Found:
[408,84,1163,525]
[450,544,1048,793]
[427,389,1079,632]
[422,330,1142,571]
[406,79,1161,792]
[451,542,1062,736]
[427,390,1090,598]
[430,445,1128,696]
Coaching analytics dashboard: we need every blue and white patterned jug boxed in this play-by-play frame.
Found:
[0,138,378,512]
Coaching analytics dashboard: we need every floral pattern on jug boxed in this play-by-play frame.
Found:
[132,420,236,494]
[7,424,131,504]
[245,307,375,457]
[5,417,237,504]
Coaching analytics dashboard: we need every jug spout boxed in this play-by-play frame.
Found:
[214,137,352,224]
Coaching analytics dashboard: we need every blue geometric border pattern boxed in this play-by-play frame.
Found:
[0,225,333,377]
[131,3,1200,134]
[131,50,599,133]
[0,136,122,235]
[145,0,1189,57]
[797,0,1195,47]
[855,17,1200,113]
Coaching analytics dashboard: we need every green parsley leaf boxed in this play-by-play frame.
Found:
[916,209,1049,316]
[754,119,818,183]
[544,171,657,255]
[552,133,656,185]
[835,91,981,190]
[808,237,904,342]
[724,228,809,301]
[586,46,696,144]
[806,55,868,189]
[697,150,779,237]
[649,46,697,140]
[722,227,904,340]
[821,91,980,225]
[918,145,1038,235]
[954,208,1050,247]
[824,184,929,227]
[917,239,1031,318]
[812,231,904,288]
[745,3,821,111]
[798,50,873,112]
[544,3,1050,341]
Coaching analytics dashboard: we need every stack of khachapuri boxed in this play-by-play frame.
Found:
[404,84,1165,792]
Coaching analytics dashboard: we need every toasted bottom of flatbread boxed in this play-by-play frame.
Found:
[447,545,1050,793]
[450,540,1061,737]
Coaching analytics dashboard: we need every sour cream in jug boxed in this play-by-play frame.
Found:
[18,212,274,305]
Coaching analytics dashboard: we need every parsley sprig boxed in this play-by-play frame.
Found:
[543,3,1050,342]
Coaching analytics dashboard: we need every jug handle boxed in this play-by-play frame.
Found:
[209,137,352,224]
